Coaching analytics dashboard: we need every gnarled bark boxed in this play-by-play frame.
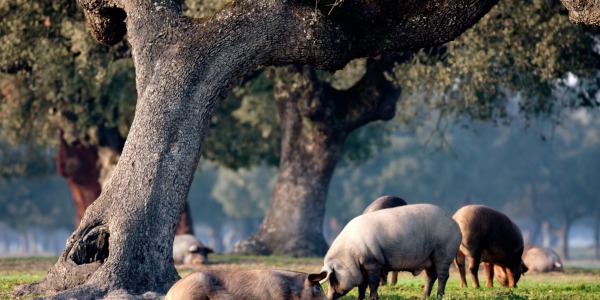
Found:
[234,55,408,257]
[16,0,498,297]
[561,0,600,26]
[57,127,195,234]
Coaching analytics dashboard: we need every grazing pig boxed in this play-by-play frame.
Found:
[362,195,407,286]
[522,246,563,273]
[315,203,461,299]
[164,269,328,300]
[453,205,528,288]
[362,195,407,214]
[173,234,213,265]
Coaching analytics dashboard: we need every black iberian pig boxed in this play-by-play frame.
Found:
[316,203,461,299]
[453,205,528,288]
[164,269,328,300]
[362,195,407,286]
[173,234,213,265]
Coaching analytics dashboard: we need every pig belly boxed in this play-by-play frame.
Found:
[389,257,432,276]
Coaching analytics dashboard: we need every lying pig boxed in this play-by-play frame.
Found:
[453,205,528,288]
[362,195,407,286]
[173,234,213,265]
[164,269,328,300]
[522,246,563,273]
[315,203,461,299]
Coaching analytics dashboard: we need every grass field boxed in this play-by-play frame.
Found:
[1,255,599,299]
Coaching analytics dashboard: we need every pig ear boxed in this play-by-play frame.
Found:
[318,266,334,284]
[308,271,327,283]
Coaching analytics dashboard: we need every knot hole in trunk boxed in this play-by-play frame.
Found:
[68,225,110,265]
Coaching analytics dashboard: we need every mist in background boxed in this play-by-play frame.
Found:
[1,107,599,260]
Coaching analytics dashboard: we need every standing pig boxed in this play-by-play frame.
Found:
[362,195,407,214]
[164,269,328,300]
[522,246,563,273]
[453,205,528,288]
[173,234,214,265]
[315,203,461,299]
[362,195,407,286]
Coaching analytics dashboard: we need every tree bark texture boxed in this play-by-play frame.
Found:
[56,130,194,234]
[561,0,600,26]
[17,0,499,298]
[234,56,404,257]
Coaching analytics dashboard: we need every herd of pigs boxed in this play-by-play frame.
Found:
[167,196,564,300]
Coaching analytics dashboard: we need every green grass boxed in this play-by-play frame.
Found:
[1,255,599,299]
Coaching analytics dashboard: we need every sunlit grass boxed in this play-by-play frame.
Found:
[1,256,599,299]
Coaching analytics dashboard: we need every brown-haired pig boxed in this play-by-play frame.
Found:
[362,195,407,286]
[173,234,213,265]
[164,269,328,300]
[453,205,528,288]
[315,203,461,299]
[522,246,563,273]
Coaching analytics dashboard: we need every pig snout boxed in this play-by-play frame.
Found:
[185,245,211,265]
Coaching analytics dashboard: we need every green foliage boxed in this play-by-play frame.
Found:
[0,176,74,230]
[0,1,136,147]
[210,164,275,219]
[394,0,600,125]
[202,72,281,170]
[327,109,600,224]
[0,137,54,180]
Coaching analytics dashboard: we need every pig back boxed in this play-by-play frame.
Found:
[522,246,563,272]
[362,196,407,214]
[328,203,461,271]
[453,205,524,264]
[165,269,317,300]
[173,234,211,264]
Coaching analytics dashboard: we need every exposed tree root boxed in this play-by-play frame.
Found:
[14,223,112,298]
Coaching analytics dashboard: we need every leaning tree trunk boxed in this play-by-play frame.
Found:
[56,130,195,234]
[234,57,403,257]
[15,0,498,297]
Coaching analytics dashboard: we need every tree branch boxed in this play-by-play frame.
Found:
[79,0,499,70]
[561,0,600,26]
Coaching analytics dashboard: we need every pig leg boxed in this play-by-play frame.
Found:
[366,268,382,300]
[454,250,468,288]
[357,277,368,300]
[436,265,451,297]
[467,256,481,288]
[379,271,388,286]
[483,262,494,287]
[390,272,398,285]
[423,265,438,299]
[503,266,516,288]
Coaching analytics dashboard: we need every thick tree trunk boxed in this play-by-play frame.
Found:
[16,0,497,297]
[594,215,599,260]
[560,219,572,260]
[56,135,103,226]
[234,58,401,257]
[57,130,195,234]
[175,201,195,235]
[234,74,347,256]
